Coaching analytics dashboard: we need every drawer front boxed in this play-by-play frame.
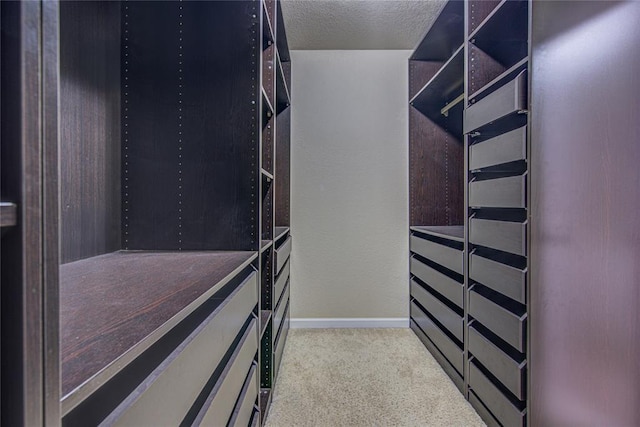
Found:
[470,253,526,303]
[469,325,526,399]
[469,175,526,209]
[106,272,258,427]
[229,364,258,427]
[470,218,527,256]
[274,258,290,308]
[250,410,259,427]
[468,391,501,427]
[469,362,525,427]
[410,302,463,375]
[410,235,463,274]
[410,257,463,308]
[195,319,258,426]
[464,70,527,133]
[272,279,289,343]
[274,303,290,379]
[470,126,527,170]
[469,290,526,352]
[275,236,292,274]
[411,280,463,341]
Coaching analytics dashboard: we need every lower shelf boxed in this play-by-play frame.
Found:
[260,388,272,423]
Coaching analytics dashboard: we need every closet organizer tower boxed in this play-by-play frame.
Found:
[0,0,291,425]
[409,1,530,426]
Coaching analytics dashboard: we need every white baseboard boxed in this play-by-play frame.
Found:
[290,318,409,329]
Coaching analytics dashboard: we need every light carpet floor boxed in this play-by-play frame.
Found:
[265,328,485,427]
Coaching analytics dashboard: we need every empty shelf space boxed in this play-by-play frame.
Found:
[410,45,464,122]
[274,226,290,243]
[410,225,464,243]
[411,0,464,61]
[260,310,272,338]
[0,202,18,227]
[275,52,291,114]
[60,250,257,398]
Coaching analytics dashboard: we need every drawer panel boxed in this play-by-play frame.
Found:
[411,280,463,341]
[469,175,526,208]
[469,325,526,399]
[410,257,463,308]
[470,126,527,170]
[274,258,290,308]
[469,391,501,427]
[106,272,258,426]
[470,218,527,256]
[275,236,292,275]
[229,364,258,427]
[410,235,463,274]
[274,303,290,379]
[410,302,463,375]
[470,253,526,303]
[272,279,289,343]
[464,70,527,133]
[250,410,259,427]
[195,319,258,426]
[469,362,526,427]
[469,289,526,352]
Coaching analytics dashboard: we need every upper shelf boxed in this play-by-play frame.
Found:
[469,0,528,68]
[411,225,465,243]
[0,202,17,227]
[411,0,464,61]
[60,250,257,413]
[262,5,274,50]
[262,87,274,124]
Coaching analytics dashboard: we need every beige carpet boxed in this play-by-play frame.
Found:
[265,328,485,427]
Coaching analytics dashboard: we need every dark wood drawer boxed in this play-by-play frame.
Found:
[468,391,500,427]
[464,70,527,133]
[410,302,463,376]
[102,272,258,426]
[469,362,525,427]
[469,126,527,171]
[469,325,526,399]
[273,278,289,344]
[228,364,258,427]
[470,218,527,256]
[470,253,526,303]
[275,235,292,275]
[469,289,526,352]
[193,319,258,426]
[410,235,463,274]
[274,258,290,308]
[410,257,463,308]
[411,280,463,341]
[469,174,526,209]
[274,302,290,379]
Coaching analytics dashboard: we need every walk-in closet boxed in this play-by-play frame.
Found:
[1,1,638,426]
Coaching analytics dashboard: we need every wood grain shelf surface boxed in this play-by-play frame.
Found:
[60,250,256,398]
[274,226,290,243]
[0,202,18,227]
[411,225,465,242]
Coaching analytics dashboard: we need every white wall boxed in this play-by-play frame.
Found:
[289,50,410,326]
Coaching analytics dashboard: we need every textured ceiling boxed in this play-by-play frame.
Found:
[281,0,447,50]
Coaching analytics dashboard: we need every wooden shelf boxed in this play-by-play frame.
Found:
[411,225,465,243]
[259,388,272,423]
[469,57,528,104]
[260,310,272,339]
[60,250,256,401]
[261,168,274,182]
[262,87,274,122]
[0,202,17,227]
[274,226,290,243]
[261,239,273,253]
[411,0,464,61]
[275,1,290,62]
[275,51,291,114]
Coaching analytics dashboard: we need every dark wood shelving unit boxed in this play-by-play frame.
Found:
[410,225,465,243]
[469,56,528,103]
[261,240,273,253]
[260,310,272,339]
